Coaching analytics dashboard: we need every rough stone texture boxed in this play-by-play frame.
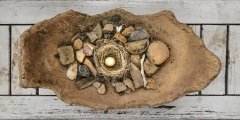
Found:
[19,9,221,109]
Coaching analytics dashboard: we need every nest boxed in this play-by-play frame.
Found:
[93,40,130,79]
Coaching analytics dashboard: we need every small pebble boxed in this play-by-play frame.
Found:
[128,29,150,41]
[146,78,157,90]
[78,64,91,78]
[111,15,121,23]
[123,78,135,91]
[83,58,97,77]
[130,63,144,88]
[87,32,98,43]
[66,63,78,80]
[144,58,159,76]
[122,26,134,37]
[57,45,74,65]
[76,49,86,63]
[147,40,169,65]
[83,42,95,56]
[103,24,114,33]
[93,81,102,88]
[98,84,106,95]
[114,33,127,43]
[114,82,127,93]
[73,38,83,50]
[130,55,141,67]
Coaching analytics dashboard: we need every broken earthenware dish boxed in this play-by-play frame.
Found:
[18,9,221,109]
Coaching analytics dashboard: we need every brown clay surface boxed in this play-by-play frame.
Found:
[19,9,221,109]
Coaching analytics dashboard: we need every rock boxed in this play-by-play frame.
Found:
[102,19,110,26]
[78,64,91,77]
[103,24,114,33]
[104,34,111,39]
[130,63,144,88]
[122,26,134,37]
[66,63,78,80]
[75,78,97,90]
[93,81,102,88]
[123,78,135,91]
[57,45,74,65]
[83,42,95,56]
[111,15,121,23]
[73,38,83,50]
[87,32,98,43]
[147,40,169,65]
[92,23,102,39]
[114,82,127,92]
[83,58,97,77]
[114,33,127,43]
[125,39,149,54]
[76,49,85,63]
[98,84,106,95]
[130,55,140,67]
[71,33,80,43]
[128,29,150,41]
[146,78,157,90]
[144,58,159,76]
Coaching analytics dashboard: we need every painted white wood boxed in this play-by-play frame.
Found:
[228,26,240,94]
[188,25,200,95]
[39,88,55,95]
[201,25,227,95]
[0,26,9,95]
[11,25,36,95]
[0,96,239,119]
[1,0,240,24]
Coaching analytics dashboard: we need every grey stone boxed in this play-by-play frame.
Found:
[114,82,127,93]
[87,32,98,43]
[130,63,144,88]
[78,64,91,77]
[57,45,74,65]
[92,23,102,39]
[128,29,150,41]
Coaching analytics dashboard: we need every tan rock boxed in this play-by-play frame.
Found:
[147,40,169,65]
[114,82,127,92]
[130,63,144,88]
[83,58,97,77]
[146,78,157,90]
[76,49,85,63]
[57,45,74,65]
[122,26,134,37]
[144,58,159,76]
[123,78,135,91]
[130,55,140,67]
[125,39,149,54]
[92,23,102,39]
[87,32,98,43]
[73,38,83,50]
[66,63,78,80]
[93,82,101,88]
[103,24,114,33]
[114,33,127,43]
[98,84,106,95]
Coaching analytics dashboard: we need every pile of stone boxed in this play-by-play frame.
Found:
[57,15,169,95]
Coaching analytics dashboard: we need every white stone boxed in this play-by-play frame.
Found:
[66,63,78,80]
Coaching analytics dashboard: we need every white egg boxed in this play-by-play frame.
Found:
[104,57,116,67]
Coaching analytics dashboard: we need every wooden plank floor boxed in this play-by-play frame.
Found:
[0,0,240,119]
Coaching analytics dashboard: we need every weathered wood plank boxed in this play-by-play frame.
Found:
[228,26,240,94]
[1,0,240,24]
[201,25,227,95]
[188,25,200,95]
[0,96,239,119]
[0,26,9,95]
[11,25,36,95]
[39,88,55,95]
